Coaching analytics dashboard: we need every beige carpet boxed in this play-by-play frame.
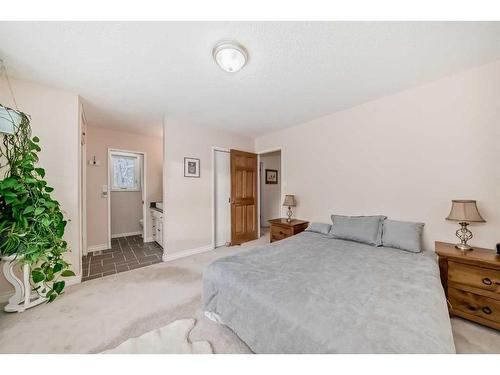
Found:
[1,232,499,354]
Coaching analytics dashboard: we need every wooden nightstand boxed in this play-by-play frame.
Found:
[268,218,309,243]
[435,241,500,331]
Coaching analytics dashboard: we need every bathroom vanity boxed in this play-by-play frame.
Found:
[150,202,163,248]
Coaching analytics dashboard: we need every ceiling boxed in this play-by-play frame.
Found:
[1,22,500,137]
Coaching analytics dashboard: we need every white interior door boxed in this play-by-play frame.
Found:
[215,150,231,247]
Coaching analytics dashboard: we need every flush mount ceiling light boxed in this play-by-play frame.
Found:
[212,41,248,73]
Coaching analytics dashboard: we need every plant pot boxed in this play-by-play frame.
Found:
[1,254,45,312]
[0,106,21,135]
[1,254,19,262]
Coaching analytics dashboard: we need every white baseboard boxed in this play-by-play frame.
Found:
[65,275,82,287]
[162,245,214,262]
[111,231,142,239]
[87,243,109,253]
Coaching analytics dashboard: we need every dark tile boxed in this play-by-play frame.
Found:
[93,253,113,262]
[132,248,146,258]
[129,262,151,270]
[82,236,159,282]
[116,264,129,273]
[103,254,125,265]
[82,267,89,277]
[122,259,139,267]
[89,265,104,276]
[118,237,129,245]
[138,255,160,264]
[122,251,136,261]
[90,258,102,267]
[101,263,116,273]
[144,248,162,256]
[82,273,102,281]
[113,257,133,266]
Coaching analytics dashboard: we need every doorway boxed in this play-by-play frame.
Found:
[258,150,282,235]
[107,149,147,248]
[212,148,258,247]
[214,148,231,247]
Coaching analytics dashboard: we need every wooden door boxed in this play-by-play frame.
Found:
[230,149,258,245]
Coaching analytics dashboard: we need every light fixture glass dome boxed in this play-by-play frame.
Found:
[213,41,248,73]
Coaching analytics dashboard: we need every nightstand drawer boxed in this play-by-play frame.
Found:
[449,261,500,295]
[271,226,292,241]
[449,288,500,324]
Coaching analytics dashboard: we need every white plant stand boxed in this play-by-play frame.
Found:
[1,255,45,312]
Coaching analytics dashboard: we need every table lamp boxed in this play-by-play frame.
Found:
[446,200,485,251]
[283,195,296,223]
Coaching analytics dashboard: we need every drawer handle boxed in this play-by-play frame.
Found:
[482,278,492,286]
[482,306,492,315]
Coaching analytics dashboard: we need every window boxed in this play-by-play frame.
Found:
[110,151,141,191]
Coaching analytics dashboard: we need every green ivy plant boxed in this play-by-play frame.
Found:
[0,104,75,302]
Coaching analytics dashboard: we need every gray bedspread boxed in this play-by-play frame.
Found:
[202,232,455,353]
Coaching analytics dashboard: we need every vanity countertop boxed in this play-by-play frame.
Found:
[150,201,163,213]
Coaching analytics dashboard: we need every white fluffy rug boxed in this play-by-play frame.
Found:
[103,318,213,354]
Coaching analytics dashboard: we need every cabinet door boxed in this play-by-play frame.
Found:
[152,217,157,239]
[157,220,163,247]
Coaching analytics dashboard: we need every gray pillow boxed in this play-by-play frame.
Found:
[329,215,386,246]
[305,222,332,235]
[382,219,425,253]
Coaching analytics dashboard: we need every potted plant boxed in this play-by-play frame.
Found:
[0,104,75,308]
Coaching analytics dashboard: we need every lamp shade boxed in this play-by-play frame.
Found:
[283,195,296,207]
[446,200,485,223]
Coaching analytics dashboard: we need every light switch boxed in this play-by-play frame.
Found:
[102,185,108,198]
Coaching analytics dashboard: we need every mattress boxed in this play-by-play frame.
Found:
[202,231,455,353]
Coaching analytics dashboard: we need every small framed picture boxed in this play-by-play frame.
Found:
[265,169,278,184]
[184,157,200,178]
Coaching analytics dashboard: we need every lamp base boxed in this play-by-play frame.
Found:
[454,222,474,252]
[286,207,293,223]
[455,243,473,251]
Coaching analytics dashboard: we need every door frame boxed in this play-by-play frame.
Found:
[212,146,284,245]
[107,148,147,249]
[80,107,87,258]
[211,146,230,249]
[257,147,283,239]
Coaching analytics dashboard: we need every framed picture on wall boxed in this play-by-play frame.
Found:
[184,157,200,178]
[265,169,278,184]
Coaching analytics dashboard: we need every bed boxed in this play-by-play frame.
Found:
[202,231,456,353]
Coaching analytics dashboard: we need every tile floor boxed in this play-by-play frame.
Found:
[82,235,163,282]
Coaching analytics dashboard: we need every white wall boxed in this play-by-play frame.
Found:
[260,151,281,226]
[163,119,254,253]
[0,78,80,296]
[255,60,500,251]
[86,125,163,247]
